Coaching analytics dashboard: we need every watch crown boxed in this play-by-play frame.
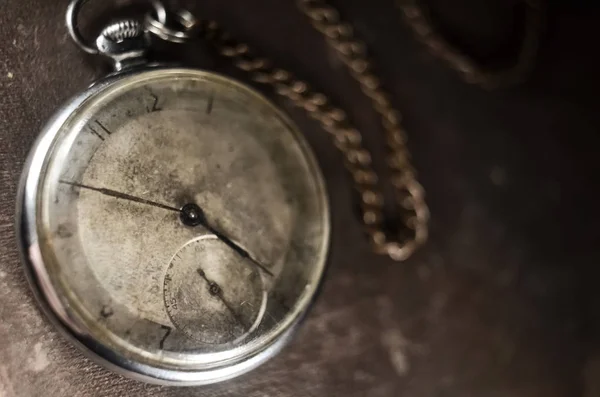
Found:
[101,19,144,42]
[96,19,149,71]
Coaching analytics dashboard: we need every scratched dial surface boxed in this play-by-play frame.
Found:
[38,69,329,364]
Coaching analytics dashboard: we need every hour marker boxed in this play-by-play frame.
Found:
[100,305,114,318]
[88,126,104,141]
[88,120,111,141]
[147,92,161,113]
[95,120,112,135]
[56,224,73,239]
[206,92,214,114]
[159,325,171,349]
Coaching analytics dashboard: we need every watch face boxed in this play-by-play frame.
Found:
[18,68,329,384]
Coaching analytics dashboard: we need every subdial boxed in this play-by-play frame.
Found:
[164,236,266,345]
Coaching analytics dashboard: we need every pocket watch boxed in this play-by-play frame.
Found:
[16,0,428,386]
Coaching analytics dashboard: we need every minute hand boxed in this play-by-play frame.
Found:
[181,203,274,277]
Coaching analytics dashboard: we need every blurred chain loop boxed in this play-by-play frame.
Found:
[397,0,543,89]
[147,0,430,261]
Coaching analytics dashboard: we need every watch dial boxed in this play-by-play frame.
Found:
[36,69,329,368]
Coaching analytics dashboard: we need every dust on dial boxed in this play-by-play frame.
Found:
[38,69,329,367]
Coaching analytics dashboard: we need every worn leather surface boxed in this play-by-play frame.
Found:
[1,0,600,396]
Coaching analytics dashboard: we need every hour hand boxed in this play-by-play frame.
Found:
[180,203,274,277]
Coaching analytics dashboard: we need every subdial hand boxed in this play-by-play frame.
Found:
[196,268,249,332]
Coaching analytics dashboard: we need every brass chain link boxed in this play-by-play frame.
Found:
[197,0,429,261]
[397,0,543,89]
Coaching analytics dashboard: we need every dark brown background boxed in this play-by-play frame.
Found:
[1,0,599,396]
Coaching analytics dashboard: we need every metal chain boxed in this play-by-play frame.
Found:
[397,0,543,89]
[197,0,429,261]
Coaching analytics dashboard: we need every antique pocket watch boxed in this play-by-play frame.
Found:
[16,0,428,386]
